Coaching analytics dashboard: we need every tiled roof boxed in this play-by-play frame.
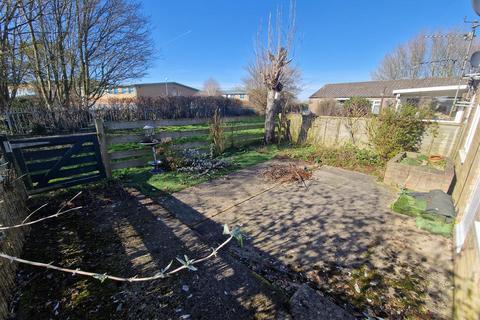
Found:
[309,78,467,99]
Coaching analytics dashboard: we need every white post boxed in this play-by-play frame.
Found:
[395,94,401,111]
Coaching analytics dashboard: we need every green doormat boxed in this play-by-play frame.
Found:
[391,191,454,238]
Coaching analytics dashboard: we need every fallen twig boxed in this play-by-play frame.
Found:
[1,192,83,230]
[0,234,234,282]
[0,206,82,230]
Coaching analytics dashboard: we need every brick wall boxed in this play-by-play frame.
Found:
[383,152,454,192]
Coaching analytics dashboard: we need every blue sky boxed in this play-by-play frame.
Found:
[139,0,476,100]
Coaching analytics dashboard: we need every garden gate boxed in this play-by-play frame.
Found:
[1,133,106,194]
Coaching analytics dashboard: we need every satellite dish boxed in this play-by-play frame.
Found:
[473,0,480,16]
[470,51,480,68]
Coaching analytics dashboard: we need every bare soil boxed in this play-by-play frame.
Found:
[8,184,288,320]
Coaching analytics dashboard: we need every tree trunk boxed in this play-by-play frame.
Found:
[264,89,277,144]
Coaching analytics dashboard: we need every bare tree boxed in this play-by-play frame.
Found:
[247,2,299,144]
[243,62,300,115]
[74,0,153,108]
[0,0,31,111]
[372,29,479,80]
[201,78,221,96]
[17,0,153,109]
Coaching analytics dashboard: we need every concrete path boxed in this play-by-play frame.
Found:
[163,161,453,319]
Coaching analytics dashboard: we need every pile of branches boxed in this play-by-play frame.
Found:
[177,149,230,177]
[262,164,312,186]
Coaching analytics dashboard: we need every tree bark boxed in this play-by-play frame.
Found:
[264,89,277,144]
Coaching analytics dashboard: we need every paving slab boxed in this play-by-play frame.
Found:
[290,284,355,320]
[166,161,453,319]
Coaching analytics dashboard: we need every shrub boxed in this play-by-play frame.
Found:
[95,96,256,120]
[368,105,430,160]
[282,144,384,176]
[313,145,382,168]
[209,108,225,156]
[342,97,371,145]
[342,97,371,117]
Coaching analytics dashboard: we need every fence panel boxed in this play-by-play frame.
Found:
[103,117,264,171]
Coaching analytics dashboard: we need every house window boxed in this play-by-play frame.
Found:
[371,99,381,114]
[121,87,127,94]
[239,94,245,99]
[128,87,134,93]
[460,104,480,163]
[113,88,118,94]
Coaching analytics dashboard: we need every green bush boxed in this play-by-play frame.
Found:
[279,144,384,176]
[368,105,430,160]
[313,145,381,167]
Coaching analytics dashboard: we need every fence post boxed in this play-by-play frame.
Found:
[95,118,112,178]
[0,135,14,168]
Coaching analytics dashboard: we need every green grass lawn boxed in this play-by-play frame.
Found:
[108,117,265,153]
[113,144,281,195]
[107,116,264,135]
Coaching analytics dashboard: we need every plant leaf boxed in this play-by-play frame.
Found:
[93,273,108,283]
[223,223,230,235]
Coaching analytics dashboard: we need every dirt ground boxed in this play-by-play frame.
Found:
[8,185,289,320]
[8,160,454,319]
[161,160,454,319]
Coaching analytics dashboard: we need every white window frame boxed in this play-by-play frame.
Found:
[460,104,480,163]
[370,99,381,114]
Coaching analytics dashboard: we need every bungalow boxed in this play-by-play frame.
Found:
[309,78,469,117]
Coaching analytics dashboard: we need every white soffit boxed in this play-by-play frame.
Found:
[393,85,468,97]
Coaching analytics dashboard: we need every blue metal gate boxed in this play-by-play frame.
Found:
[1,133,106,194]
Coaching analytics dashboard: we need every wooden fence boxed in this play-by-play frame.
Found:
[0,169,29,320]
[96,116,264,175]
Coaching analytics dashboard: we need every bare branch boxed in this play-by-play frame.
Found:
[0,206,82,230]
[372,29,480,80]
[0,234,235,282]
[1,191,82,230]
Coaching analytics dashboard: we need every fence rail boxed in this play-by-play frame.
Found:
[97,116,264,175]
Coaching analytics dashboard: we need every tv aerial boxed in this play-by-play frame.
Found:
[473,0,480,16]
[470,51,480,68]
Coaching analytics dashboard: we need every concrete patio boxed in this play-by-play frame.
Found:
[159,160,453,318]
